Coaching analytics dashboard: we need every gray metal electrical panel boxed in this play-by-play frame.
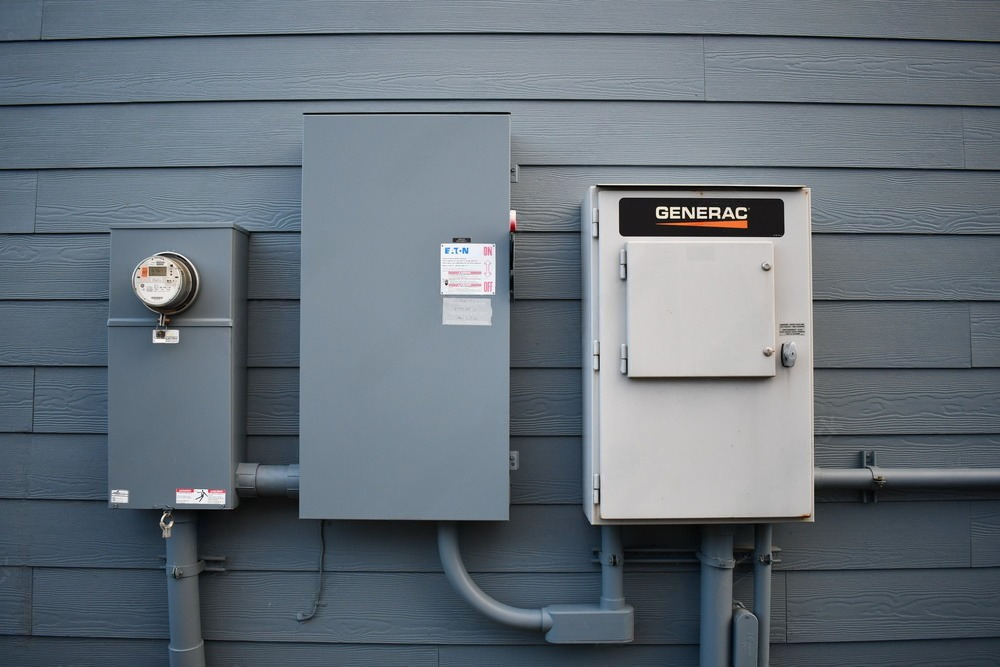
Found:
[582,186,814,524]
[299,114,511,521]
[107,223,248,510]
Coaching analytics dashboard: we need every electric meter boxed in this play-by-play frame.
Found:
[131,252,199,314]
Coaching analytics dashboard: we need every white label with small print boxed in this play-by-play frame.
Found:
[110,489,129,504]
[441,243,497,295]
[442,297,493,326]
[176,488,226,505]
[153,329,180,344]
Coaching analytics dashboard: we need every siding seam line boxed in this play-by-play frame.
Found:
[960,108,968,170]
[31,170,38,233]
[28,564,35,637]
[37,0,46,41]
[29,367,36,435]
[968,500,974,567]
[701,35,708,101]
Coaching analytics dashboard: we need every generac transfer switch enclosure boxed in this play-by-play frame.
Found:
[582,186,814,524]
[299,114,511,521]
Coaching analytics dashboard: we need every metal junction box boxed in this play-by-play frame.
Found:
[299,114,511,521]
[582,186,814,524]
[108,223,248,510]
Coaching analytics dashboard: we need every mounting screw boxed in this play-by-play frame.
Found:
[763,347,775,357]
[761,261,772,271]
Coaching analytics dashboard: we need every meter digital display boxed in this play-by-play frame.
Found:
[131,252,200,315]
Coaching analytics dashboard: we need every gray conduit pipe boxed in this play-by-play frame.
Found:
[699,525,735,667]
[164,511,206,667]
[815,466,1000,491]
[753,524,773,667]
[233,463,1000,498]
[437,521,552,632]
[740,465,1000,667]
[600,525,627,611]
[437,522,634,643]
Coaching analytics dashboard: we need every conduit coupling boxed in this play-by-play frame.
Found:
[437,522,633,644]
[235,463,299,498]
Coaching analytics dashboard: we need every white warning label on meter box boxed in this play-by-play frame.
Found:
[441,243,497,295]
[176,488,226,505]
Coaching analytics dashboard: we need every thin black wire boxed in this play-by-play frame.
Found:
[296,519,327,622]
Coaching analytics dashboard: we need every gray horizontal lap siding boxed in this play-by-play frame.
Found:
[0,101,988,169]
[17,0,1000,42]
[0,2,998,665]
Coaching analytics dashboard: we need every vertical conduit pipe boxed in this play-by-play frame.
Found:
[754,524,773,667]
[165,511,206,667]
[600,525,626,611]
[699,525,735,667]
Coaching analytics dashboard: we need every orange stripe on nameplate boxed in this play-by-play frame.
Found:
[655,220,750,229]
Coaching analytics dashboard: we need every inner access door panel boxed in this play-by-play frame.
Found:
[625,240,776,378]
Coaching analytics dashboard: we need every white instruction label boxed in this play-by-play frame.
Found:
[441,243,497,295]
[778,323,807,336]
[176,488,226,505]
[442,297,493,326]
[110,489,129,504]
[152,329,180,344]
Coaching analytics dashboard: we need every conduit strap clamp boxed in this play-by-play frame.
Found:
[596,549,622,567]
[166,555,226,579]
[170,560,205,579]
[861,450,885,503]
[696,551,736,570]
[867,465,887,487]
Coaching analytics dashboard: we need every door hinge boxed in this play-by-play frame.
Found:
[619,344,628,374]
[592,339,600,371]
[591,208,600,238]
[592,473,601,505]
[618,248,627,279]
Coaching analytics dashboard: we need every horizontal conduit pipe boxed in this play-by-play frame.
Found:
[814,467,1000,491]
[437,521,552,632]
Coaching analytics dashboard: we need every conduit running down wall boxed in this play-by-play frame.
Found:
[164,511,205,667]
[437,522,634,644]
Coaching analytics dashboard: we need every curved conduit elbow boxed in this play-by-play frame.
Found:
[437,522,553,633]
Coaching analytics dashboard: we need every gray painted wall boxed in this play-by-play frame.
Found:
[1,1,999,664]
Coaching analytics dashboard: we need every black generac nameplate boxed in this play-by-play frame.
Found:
[619,198,784,237]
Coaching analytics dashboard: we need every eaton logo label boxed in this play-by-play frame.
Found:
[443,247,470,255]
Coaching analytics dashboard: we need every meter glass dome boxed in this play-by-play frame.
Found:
[131,252,199,314]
